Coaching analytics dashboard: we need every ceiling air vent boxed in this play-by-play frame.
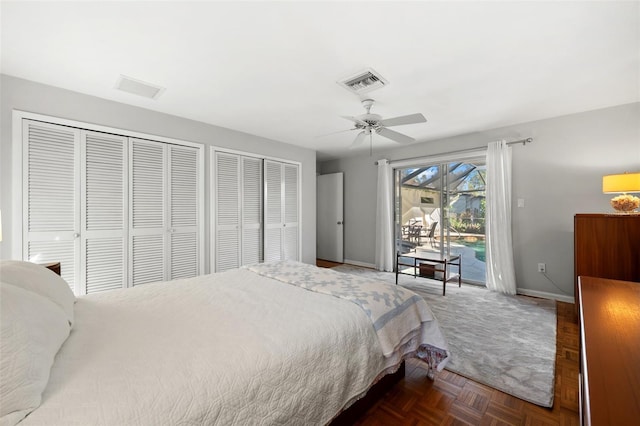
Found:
[337,68,388,95]
[115,75,165,99]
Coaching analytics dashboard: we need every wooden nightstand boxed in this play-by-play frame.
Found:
[42,261,61,276]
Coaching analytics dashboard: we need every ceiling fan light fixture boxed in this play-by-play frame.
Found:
[337,98,427,149]
[337,68,388,95]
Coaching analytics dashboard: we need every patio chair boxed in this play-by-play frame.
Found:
[409,224,422,243]
[424,221,438,248]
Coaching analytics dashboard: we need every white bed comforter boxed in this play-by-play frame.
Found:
[21,265,447,425]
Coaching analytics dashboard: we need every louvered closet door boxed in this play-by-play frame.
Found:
[283,163,299,261]
[263,160,283,262]
[168,145,199,280]
[130,138,166,286]
[81,131,128,294]
[215,152,241,271]
[241,156,263,266]
[23,120,80,293]
[263,160,300,262]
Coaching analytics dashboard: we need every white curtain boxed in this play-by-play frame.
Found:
[485,141,517,294]
[375,159,395,271]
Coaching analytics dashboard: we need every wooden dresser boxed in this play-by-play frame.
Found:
[578,276,640,425]
[42,261,61,276]
[574,214,640,305]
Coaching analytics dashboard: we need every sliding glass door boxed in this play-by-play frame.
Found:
[395,157,487,285]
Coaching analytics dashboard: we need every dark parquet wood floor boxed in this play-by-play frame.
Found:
[317,260,580,426]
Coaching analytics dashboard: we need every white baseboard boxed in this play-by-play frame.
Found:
[517,288,574,304]
[343,259,376,269]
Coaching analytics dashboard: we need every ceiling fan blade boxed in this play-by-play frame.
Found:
[341,115,368,127]
[349,131,367,149]
[376,127,415,144]
[315,128,357,138]
[378,113,427,127]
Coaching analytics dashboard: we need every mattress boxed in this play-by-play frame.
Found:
[19,263,448,425]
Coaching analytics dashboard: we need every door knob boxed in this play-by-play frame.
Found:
[337,221,343,225]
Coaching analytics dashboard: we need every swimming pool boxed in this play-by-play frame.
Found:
[453,236,486,262]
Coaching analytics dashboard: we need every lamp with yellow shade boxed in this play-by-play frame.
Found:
[602,172,640,213]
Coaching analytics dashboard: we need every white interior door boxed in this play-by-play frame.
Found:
[81,130,127,294]
[23,120,80,293]
[317,172,344,263]
[264,160,300,262]
[282,163,299,261]
[241,156,263,265]
[129,138,166,286]
[263,160,283,262]
[168,144,200,280]
[213,152,264,271]
[214,152,241,271]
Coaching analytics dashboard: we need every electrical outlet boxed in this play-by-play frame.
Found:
[537,263,546,273]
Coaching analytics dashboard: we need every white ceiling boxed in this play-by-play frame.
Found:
[2,1,638,160]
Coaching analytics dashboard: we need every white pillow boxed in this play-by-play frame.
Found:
[0,261,75,326]
[0,282,71,426]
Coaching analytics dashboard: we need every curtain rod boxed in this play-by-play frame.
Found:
[374,138,533,166]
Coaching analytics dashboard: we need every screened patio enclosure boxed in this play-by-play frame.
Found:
[395,160,487,285]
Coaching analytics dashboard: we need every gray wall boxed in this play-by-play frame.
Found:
[319,102,640,299]
[0,74,316,266]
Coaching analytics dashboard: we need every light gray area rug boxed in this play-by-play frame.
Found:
[332,264,557,407]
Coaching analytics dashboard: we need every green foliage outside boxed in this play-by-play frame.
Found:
[449,196,486,234]
[450,217,484,234]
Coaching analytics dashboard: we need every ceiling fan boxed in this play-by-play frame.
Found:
[339,99,427,148]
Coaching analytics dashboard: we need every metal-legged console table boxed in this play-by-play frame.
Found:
[396,251,461,295]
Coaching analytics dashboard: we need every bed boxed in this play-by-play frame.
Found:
[0,260,450,425]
